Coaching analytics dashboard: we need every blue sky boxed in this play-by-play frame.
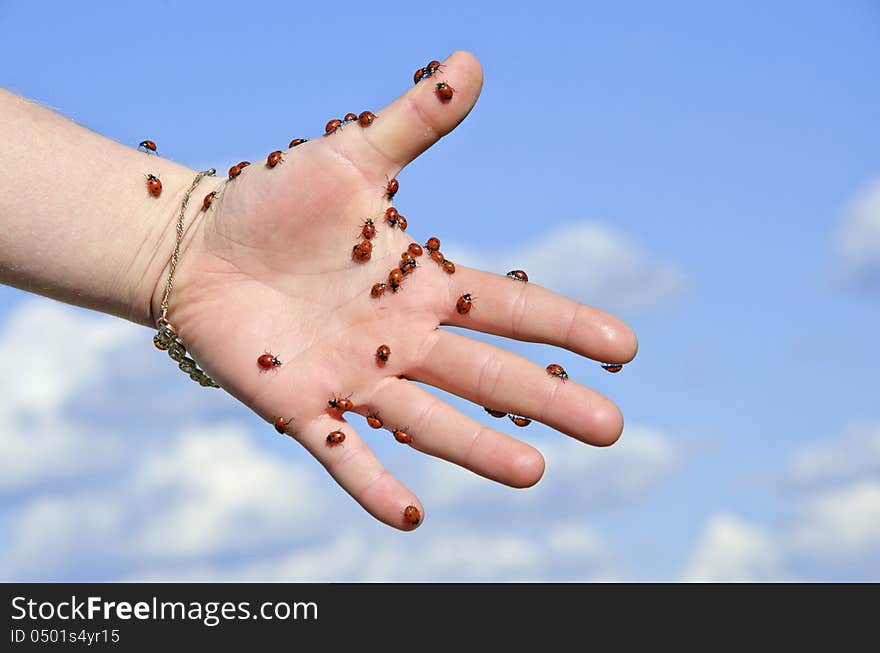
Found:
[1,1,878,580]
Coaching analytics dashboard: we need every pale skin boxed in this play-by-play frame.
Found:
[0,51,638,530]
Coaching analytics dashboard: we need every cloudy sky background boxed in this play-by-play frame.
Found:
[1,1,878,581]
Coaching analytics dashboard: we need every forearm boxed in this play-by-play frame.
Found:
[0,87,199,327]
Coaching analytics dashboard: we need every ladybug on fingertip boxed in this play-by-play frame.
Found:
[274,416,294,435]
[425,237,440,252]
[358,111,376,127]
[388,268,404,291]
[484,408,506,418]
[546,363,568,381]
[201,191,218,211]
[146,174,162,197]
[289,138,308,148]
[366,413,383,429]
[403,505,421,525]
[393,428,413,444]
[435,81,454,102]
[507,270,529,283]
[257,353,282,371]
[508,415,532,427]
[343,112,358,122]
[228,164,243,180]
[397,215,408,231]
[429,250,444,264]
[237,161,251,169]
[376,344,391,363]
[325,118,342,134]
[385,207,399,227]
[602,363,624,373]
[371,282,387,298]
[408,243,423,257]
[456,293,474,315]
[328,396,354,412]
[361,219,377,240]
[326,431,346,446]
[442,259,456,274]
[352,243,372,262]
[266,150,283,168]
[386,177,399,200]
[138,140,158,155]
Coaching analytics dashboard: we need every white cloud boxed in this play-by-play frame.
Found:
[681,513,786,582]
[445,222,684,314]
[787,422,880,486]
[791,480,880,560]
[836,179,880,285]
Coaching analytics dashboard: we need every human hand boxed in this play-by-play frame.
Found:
[151,51,638,530]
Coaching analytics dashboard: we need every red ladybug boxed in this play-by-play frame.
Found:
[274,416,293,434]
[358,111,376,127]
[456,293,474,314]
[408,243,423,257]
[329,396,354,412]
[386,177,399,199]
[325,118,342,134]
[400,259,417,275]
[228,164,243,180]
[442,259,456,274]
[403,505,421,525]
[201,190,218,211]
[388,268,403,291]
[371,282,387,298]
[343,112,358,122]
[413,66,426,84]
[237,161,251,169]
[397,215,408,231]
[376,344,391,363]
[353,243,372,262]
[435,81,454,101]
[484,408,506,418]
[326,431,346,446]
[289,138,308,148]
[366,413,383,429]
[266,150,283,168]
[146,174,162,197]
[257,353,282,371]
[401,252,415,265]
[425,237,440,252]
[508,415,532,427]
[393,428,413,444]
[385,207,399,226]
[507,270,529,282]
[430,250,444,264]
[138,140,157,154]
[602,363,624,374]
[425,60,442,77]
[546,364,568,381]
[362,219,376,240]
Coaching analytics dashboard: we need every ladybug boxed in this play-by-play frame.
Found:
[366,413,383,429]
[145,174,162,197]
[138,140,157,154]
[328,396,354,412]
[546,363,568,381]
[237,161,251,169]
[435,81,454,101]
[386,177,399,200]
[352,243,372,262]
[257,353,282,371]
[385,207,399,226]
[274,416,293,435]
[602,363,624,374]
[507,270,529,282]
[343,112,358,122]
[397,215,408,231]
[456,293,474,315]
[388,268,404,291]
[201,190,218,211]
[358,111,376,127]
[371,282,387,298]
[413,66,427,85]
[508,415,532,428]
[393,428,413,444]
[400,259,417,275]
[430,250,444,264]
[325,118,342,134]
[361,219,376,240]
[376,344,391,363]
[442,259,456,274]
[425,237,440,252]
[326,431,346,446]
[403,505,421,525]
[424,60,442,78]
[484,408,507,418]
[289,138,308,148]
[266,150,283,168]
[408,243,423,257]
[401,252,415,265]
[228,164,243,180]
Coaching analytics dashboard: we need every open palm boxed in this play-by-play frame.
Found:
[153,51,638,530]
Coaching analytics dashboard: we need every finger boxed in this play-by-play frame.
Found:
[331,50,483,174]
[356,378,545,488]
[408,330,625,446]
[291,416,423,530]
[439,266,639,364]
